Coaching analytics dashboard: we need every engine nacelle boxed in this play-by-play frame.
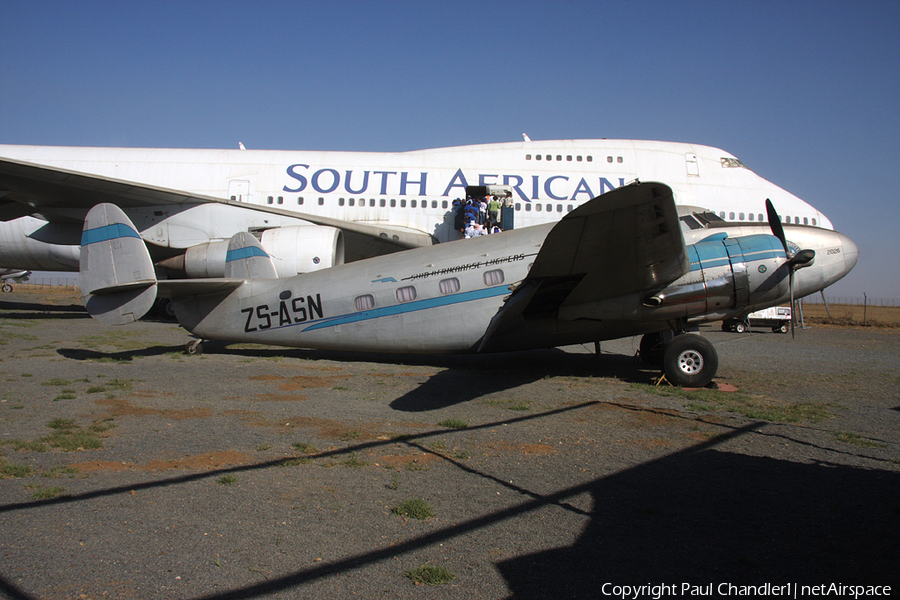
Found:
[180,225,344,279]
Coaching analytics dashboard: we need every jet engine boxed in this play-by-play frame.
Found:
[169,225,345,279]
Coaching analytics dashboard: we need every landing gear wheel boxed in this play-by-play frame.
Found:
[1,283,12,293]
[775,323,789,334]
[639,332,665,367]
[734,321,747,334]
[663,334,718,387]
[185,339,204,355]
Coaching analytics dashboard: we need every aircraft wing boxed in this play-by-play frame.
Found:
[0,156,434,255]
[479,182,689,350]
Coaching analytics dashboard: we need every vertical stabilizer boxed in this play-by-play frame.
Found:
[224,232,278,279]
[80,203,158,324]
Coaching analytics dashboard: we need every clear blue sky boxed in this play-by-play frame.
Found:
[2,0,898,299]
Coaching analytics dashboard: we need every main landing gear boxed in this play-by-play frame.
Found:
[639,331,718,387]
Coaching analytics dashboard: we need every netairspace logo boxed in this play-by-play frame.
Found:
[600,583,892,599]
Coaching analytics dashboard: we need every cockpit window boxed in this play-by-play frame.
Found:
[720,157,748,169]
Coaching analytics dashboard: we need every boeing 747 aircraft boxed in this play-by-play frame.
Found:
[0,140,831,279]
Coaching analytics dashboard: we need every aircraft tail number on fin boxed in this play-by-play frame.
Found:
[80,203,158,325]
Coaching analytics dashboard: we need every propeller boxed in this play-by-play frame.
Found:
[765,199,816,338]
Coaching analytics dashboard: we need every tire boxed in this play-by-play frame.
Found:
[1,283,12,293]
[185,340,203,355]
[639,332,665,366]
[776,323,789,334]
[734,322,747,334]
[663,334,718,387]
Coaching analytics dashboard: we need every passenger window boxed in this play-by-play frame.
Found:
[577,156,583,162]
[277,196,283,204]
[369,198,375,207]
[349,198,355,206]
[338,198,345,206]
[557,204,563,212]
[317,198,324,206]
[439,278,460,294]
[526,154,532,160]
[739,212,745,220]
[380,199,386,207]
[556,155,562,161]
[297,197,304,205]
[545,155,551,161]
[411,200,417,208]
[355,294,375,311]
[390,199,396,207]
[525,203,532,212]
[401,199,407,208]
[607,156,613,163]
[546,204,552,212]
[587,156,593,162]
[567,205,574,212]
[803,217,808,225]
[396,286,417,303]
[729,212,735,220]
[441,200,448,209]
[617,157,623,163]
[267,196,273,204]
[812,218,817,226]
[536,155,542,160]
[567,155,572,161]
[484,270,505,286]
[536,204,542,212]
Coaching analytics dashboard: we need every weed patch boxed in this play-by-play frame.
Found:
[833,431,888,448]
[404,564,455,586]
[28,485,67,500]
[392,497,434,520]
[0,462,32,478]
[640,385,834,423]
[438,418,468,429]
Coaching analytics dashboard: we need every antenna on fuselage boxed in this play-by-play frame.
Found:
[522,133,531,142]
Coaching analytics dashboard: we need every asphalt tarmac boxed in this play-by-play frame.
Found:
[1,290,898,599]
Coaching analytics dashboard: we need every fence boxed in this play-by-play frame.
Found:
[802,295,900,307]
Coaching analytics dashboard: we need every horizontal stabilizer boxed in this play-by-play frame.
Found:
[224,232,278,279]
[80,203,157,324]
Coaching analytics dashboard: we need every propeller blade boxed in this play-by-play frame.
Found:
[766,198,790,257]
[790,274,795,339]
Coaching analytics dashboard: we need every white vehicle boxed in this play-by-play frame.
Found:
[0,139,832,278]
[723,306,792,334]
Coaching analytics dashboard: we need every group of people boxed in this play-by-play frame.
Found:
[454,195,504,238]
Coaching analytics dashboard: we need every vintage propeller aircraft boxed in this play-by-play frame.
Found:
[78,182,857,387]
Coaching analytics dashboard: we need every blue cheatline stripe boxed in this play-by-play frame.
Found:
[297,285,509,334]
[81,223,141,246]
[226,246,270,262]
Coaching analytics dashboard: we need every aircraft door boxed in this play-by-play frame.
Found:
[685,153,700,177]
[228,180,251,202]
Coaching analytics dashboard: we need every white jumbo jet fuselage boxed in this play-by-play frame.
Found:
[0,139,831,274]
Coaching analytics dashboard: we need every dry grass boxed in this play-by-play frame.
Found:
[801,303,900,328]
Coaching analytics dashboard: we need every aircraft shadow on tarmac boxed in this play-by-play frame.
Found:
[1,413,897,600]
[56,340,659,403]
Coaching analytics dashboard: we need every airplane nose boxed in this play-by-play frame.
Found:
[839,233,859,273]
